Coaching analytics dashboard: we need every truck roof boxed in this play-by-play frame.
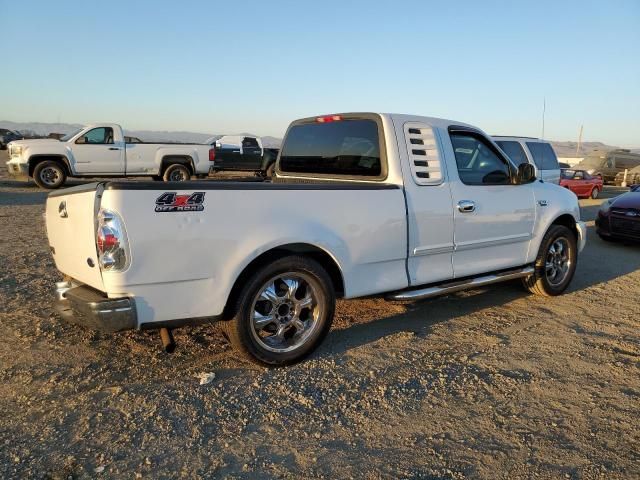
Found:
[296,113,477,131]
[492,135,542,141]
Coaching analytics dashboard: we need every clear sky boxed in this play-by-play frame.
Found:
[1,0,639,145]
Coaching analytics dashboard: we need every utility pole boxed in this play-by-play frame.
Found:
[576,125,583,156]
[541,98,546,139]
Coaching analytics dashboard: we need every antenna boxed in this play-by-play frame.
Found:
[576,125,583,156]
[541,97,546,139]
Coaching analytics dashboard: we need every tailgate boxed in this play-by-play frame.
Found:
[45,183,105,291]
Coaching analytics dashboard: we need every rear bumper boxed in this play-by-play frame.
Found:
[55,281,137,333]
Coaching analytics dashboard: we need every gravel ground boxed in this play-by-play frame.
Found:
[1,151,639,479]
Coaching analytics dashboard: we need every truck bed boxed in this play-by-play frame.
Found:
[46,179,408,326]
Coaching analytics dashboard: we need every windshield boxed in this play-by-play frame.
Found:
[60,128,84,142]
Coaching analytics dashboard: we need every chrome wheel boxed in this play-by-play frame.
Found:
[169,168,188,181]
[545,237,571,286]
[40,166,61,186]
[250,272,324,353]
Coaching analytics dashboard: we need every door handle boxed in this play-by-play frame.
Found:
[109,147,121,151]
[457,200,476,213]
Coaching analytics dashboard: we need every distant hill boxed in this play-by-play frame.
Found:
[0,120,283,148]
[548,141,627,158]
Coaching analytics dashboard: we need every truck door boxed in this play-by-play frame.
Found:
[446,127,535,278]
[241,137,263,169]
[396,120,455,286]
[71,127,125,174]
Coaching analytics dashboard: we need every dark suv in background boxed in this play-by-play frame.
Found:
[0,128,23,149]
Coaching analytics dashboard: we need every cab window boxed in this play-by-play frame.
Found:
[450,131,511,185]
[242,137,260,148]
[495,140,529,166]
[526,142,559,170]
[76,127,114,145]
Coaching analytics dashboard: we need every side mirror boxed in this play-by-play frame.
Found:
[516,163,536,184]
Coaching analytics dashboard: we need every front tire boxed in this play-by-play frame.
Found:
[221,255,335,366]
[163,164,191,182]
[522,225,577,296]
[590,187,599,199]
[33,161,67,189]
[265,162,275,179]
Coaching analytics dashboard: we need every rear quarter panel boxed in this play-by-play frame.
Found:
[99,185,408,325]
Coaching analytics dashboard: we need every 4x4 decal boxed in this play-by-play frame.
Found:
[155,192,205,212]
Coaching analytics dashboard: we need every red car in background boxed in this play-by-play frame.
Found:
[560,169,603,199]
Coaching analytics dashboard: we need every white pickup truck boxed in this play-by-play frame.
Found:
[6,123,214,188]
[46,112,586,365]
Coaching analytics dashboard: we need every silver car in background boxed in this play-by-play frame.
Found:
[493,136,561,184]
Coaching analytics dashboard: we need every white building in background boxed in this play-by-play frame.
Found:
[558,157,583,167]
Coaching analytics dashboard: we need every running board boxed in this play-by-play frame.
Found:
[387,266,535,301]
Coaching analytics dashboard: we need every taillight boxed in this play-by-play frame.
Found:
[316,115,342,123]
[96,209,129,271]
[209,148,216,162]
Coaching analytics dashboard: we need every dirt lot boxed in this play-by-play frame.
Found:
[0,150,638,479]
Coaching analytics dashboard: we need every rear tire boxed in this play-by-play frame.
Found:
[163,164,191,182]
[220,255,335,366]
[522,225,577,296]
[591,187,599,199]
[33,161,67,189]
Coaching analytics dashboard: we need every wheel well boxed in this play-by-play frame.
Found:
[28,155,70,176]
[551,214,578,239]
[261,150,277,171]
[160,156,194,175]
[223,243,345,319]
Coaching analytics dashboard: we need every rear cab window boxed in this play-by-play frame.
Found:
[279,115,386,180]
[526,142,559,170]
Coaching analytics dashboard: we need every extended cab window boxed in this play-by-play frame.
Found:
[526,142,558,170]
[279,119,382,177]
[76,127,114,145]
[450,132,511,185]
[495,140,528,166]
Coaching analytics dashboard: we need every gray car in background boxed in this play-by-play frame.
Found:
[0,128,23,149]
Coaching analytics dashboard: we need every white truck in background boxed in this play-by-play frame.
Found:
[6,123,214,188]
[46,112,586,366]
